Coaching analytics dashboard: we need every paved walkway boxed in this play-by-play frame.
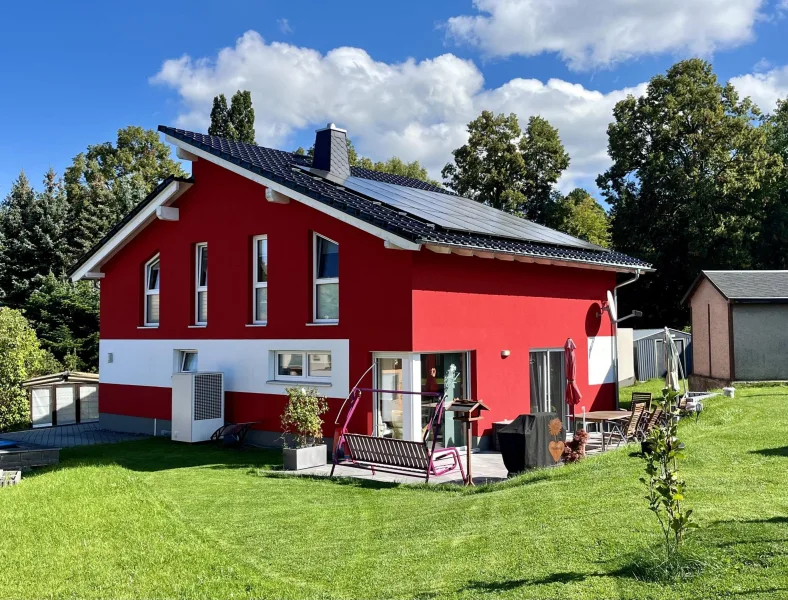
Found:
[294,433,614,486]
[297,451,510,485]
[0,423,146,448]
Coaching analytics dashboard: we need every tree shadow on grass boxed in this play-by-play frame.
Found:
[463,571,593,593]
[48,437,282,473]
[750,446,788,457]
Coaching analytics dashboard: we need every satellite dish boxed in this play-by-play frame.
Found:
[606,290,618,322]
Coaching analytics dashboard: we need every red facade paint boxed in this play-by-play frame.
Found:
[411,250,616,436]
[99,159,619,441]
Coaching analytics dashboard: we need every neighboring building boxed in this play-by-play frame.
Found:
[682,271,788,389]
[22,371,99,428]
[617,328,636,387]
[69,124,651,448]
[632,328,692,382]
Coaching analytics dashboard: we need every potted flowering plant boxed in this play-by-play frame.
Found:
[281,387,328,470]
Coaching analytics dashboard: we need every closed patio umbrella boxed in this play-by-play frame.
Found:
[664,327,681,392]
[564,338,582,428]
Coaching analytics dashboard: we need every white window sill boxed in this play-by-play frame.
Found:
[138,325,159,329]
[306,322,339,326]
[246,323,267,327]
[188,325,207,329]
[266,379,333,387]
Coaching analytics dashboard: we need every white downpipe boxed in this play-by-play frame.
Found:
[613,271,641,409]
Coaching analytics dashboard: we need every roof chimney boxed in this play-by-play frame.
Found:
[312,123,350,178]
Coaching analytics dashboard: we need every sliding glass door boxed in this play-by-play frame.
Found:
[373,352,471,447]
[374,356,407,439]
[420,353,468,448]
[529,349,566,425]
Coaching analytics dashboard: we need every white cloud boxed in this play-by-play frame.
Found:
[151,30,648,191]
[277,18,292,35]
[445,0,763,70]
[731,65,788,112]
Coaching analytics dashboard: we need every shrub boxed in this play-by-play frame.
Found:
[0,307,61,432]
[281,387,328,449]
[562,428,589,463]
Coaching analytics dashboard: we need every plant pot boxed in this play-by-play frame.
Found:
[283,444,327,470]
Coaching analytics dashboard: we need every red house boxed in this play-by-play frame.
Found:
[70,124,651,448]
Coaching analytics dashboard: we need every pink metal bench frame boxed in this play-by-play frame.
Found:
[330,387,466,484]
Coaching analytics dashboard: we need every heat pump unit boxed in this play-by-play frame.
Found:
[171,372,224,443]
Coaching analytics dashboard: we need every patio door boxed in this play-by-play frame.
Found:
[374,355,416,441]
[529,349,566,425]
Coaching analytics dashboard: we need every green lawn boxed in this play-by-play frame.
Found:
[619,378,689,409]
[1,386,787,599]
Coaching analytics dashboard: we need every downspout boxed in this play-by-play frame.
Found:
[613,270,641,409]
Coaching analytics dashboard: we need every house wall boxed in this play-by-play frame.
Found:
[617,328,635,387]
[732,304,788,381]
[689,278,730,380]
[98,159,633,445]
[98,159,414,439]
[410,250,618,438]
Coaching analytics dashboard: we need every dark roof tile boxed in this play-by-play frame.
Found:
[153,126,651,271]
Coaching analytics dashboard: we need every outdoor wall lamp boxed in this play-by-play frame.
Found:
[501,350,511,358]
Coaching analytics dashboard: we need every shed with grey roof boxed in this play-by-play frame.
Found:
[632,328,693,382]
[682,271,788,389]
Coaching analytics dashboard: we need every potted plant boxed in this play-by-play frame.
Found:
[562,428,589,463]
[281,386,329,470]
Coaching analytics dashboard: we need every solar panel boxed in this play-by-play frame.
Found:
[310,169,605,251]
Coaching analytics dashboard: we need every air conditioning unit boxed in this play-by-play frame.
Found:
[171,372,225,443]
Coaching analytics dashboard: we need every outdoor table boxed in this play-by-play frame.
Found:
[573,410,630,451]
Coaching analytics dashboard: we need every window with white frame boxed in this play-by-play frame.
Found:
[252,235,268,324]
[275,351,332,382]
[144,255,160,326]
[179,350,198,373]
[313,234,338,322]
[195,243,208,325]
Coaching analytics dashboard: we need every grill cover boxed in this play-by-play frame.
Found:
[497,413,566,475]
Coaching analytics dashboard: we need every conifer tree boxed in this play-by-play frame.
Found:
[208,94,231,138]
[228,90,256,143]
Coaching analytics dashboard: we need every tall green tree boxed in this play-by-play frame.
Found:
[551,188,611,248]
[228,90,256,144]
[208,94,231,138]
[520,116,570,223]
[209,90,256,143]
[25,274,99,371]
[63,126,186,257]
[0,170,70,309]
[0,307,61,432]
[442,111,569,219]
[598,58,782,326]
[0,172,37,308]
[755,99,788,269]
[442,111,526,212]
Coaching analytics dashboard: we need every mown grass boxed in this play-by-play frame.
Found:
[0,384,786,599]
[619,378,689,409]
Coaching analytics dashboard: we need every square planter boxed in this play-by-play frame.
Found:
[283,444,327,470]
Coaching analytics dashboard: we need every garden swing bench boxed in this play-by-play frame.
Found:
[330,378,467,484]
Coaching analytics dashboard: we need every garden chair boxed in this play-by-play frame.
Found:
[630,392,652,412]
[608,401,647,448]
[639,406,664,438]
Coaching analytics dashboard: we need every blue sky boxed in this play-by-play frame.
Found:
[2,0,788,197]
